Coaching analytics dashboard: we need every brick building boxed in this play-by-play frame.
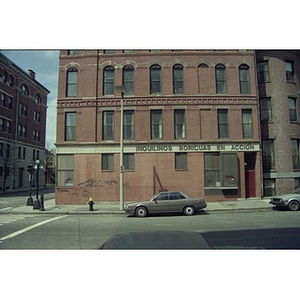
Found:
[56,50,262,204]
[257,50,300,196]
[0,53,49,191]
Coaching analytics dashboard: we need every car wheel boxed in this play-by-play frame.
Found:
[135,206,148,217]
[288,201,300,211]
[183,206,195,216]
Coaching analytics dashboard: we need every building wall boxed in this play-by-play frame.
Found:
[0,53,49,191]
[56,50,262,204]
[257,50,300,195]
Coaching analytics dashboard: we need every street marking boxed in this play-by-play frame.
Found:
[0,207,12,211]
[0,215,68,241]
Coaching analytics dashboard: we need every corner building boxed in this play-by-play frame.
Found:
[0,53,49,191]
[56,50,262,204]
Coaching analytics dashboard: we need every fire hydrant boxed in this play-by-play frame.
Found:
[87,197,94,211]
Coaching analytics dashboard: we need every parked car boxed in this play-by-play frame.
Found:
[124,191,207,217]
[269,188,300,211]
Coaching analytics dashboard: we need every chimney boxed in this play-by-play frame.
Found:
[28,69,36,80]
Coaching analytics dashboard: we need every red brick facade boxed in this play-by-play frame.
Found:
[56,50,262,204]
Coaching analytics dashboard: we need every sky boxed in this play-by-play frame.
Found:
[1,50,59,150]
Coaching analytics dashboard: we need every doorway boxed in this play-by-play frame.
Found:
[245,152,256,198]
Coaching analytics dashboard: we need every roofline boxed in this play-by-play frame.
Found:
[0,52,51,94]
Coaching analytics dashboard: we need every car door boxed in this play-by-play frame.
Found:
[148,192,170,213]
[168,192,186,212]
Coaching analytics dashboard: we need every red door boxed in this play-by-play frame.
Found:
[245,170,256,198]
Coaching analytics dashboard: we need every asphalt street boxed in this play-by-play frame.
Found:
[1,208,300,249]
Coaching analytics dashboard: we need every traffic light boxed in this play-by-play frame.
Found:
[27,165,33,173]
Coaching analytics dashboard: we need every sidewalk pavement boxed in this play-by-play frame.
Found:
[0,197,272,215]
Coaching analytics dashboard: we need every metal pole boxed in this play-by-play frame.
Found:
[120,91,124,210]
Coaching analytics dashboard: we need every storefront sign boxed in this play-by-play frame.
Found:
[136,143,260,152]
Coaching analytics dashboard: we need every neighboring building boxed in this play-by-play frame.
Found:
[56,50,262,204]
[256,50,300,196]
[0,53,50,192]
[45,148,56,185]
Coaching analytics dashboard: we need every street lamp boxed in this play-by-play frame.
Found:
[115,85,126,210]
[33,159,45,210]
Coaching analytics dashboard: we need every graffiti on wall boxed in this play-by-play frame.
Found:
[57,178,131,197]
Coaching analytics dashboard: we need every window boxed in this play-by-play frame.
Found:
[57,155,74,186]
[123,65,134,95]
[215,64,226,94]
[21,85,29,96]
[260,97,272,121]
[205,153,238,188]
[264,179,276,197]
[173,64,184,94]
[104,50,115,54]
[33,130,40,141]
[102,154,114,170]
[0,118,3,131]
[291,140,300,169]
[8,75,14,87]
[124,153,134,170]
[66,68,78,97]
[205,154,221,187]
[8,97,12,109]
[124,110,134,139]
[286,61,294,81]
[65,112,76,141]
[103,66,115,95]
[103,111,114,140]
[289,97,297,122]
[18,147,21,159]
[67,50,79,55]
[174,109,185,139]
[218,109,228,138]
[23,148,26,159]
[257,61,269,82]
[242,109,253,138]
[0,93,6,106]
[150,64,161,94]
[262,140,275,170]
[175,153,187,170]
[151,110,162,139]
[2,71,7,84]
[6,120,11,133]
[35,94,41,104]
[239,64,250,94]
[34,111,41,122]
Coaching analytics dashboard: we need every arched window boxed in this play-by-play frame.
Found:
[35,93,41,104]
[239,64,250,94]
[173,64,184,94]
[21,84,29,96]
[198,63,209,68]
[103,66,115,95]
[150,64,161,94]
[2,70,8,84]
[8,74,14,87]
[215,64,226,94]
[66,68,78,97]
[123,65,134,95]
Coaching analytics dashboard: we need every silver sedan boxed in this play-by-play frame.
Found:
[269,188,300,211]
[124,191,207,217]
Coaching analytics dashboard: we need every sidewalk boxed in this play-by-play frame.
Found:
[0,197,272,215]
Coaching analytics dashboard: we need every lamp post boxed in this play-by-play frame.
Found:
[33,159,41,209]
[115,85,126,210]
